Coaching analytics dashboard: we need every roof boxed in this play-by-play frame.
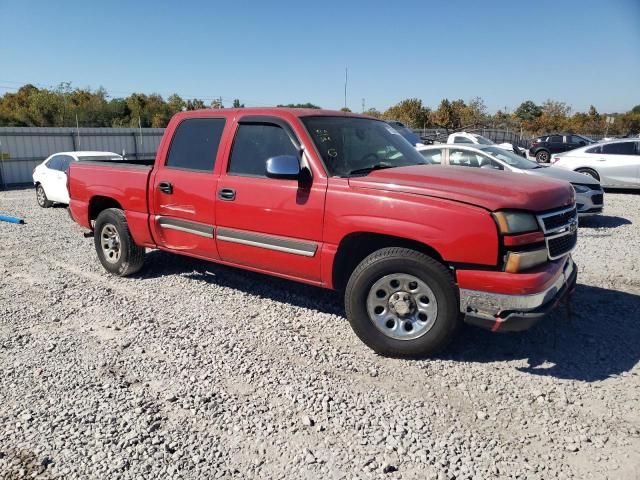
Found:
[175,107,373,120]
[49,151,121,157]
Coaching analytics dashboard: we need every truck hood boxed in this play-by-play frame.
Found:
[525,165,600,186]
[348,165,574,212]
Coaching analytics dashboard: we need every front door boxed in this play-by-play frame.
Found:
[150,117,226,259]
[215,118,326,283]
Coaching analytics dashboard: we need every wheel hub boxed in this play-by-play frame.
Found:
[388,291,414,317]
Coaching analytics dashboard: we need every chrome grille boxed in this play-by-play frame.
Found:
[537,205,578,260]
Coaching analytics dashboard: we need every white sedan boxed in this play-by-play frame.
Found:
[33,151,122,207]
[551,139,640,188]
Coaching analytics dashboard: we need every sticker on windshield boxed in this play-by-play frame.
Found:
[385,125,401,135]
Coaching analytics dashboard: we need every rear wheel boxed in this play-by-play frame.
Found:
[36,185,53,208]
[94,208,145,276]
[535,150,550,163]
[575,168,600,181]
[345,247,460,357]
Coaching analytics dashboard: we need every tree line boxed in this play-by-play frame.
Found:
[0,83,638,136]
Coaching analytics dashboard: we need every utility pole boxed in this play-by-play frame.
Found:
[362,98,365,113]
[344,67,348,110]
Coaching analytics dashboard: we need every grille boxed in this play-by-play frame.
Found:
[592,194,603,205]
[548,231,577,259]
[542,207,577,231]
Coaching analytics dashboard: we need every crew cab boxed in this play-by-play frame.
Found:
[68,108,578,357]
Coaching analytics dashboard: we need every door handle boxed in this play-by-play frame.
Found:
[596,158,606,162]
[158,181,173,194]
[218,188,236,201]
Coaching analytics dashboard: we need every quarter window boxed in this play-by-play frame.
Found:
[166,118,226,171]
[601,142,635,155]
[228,123,298,177]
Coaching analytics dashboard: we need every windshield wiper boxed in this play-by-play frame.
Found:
[347,163,397,176]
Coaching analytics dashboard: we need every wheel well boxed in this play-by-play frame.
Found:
[89,196,123,223]
[332,232,445,291]
[575,167,600,181]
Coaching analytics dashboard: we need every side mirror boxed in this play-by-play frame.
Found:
[266,155,300,180]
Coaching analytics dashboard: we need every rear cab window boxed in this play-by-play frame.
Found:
[166,118,226,171]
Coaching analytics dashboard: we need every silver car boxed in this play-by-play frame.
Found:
[418,144,604,217]
[551,139,640,189]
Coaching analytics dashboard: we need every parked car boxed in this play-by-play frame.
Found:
[385,120,425,146]
[551,138,640,188]
[529,134,596,163]
[67,108,577,357]
[418,144,604,217]
[443,132,526,157]
[33,151,123,207]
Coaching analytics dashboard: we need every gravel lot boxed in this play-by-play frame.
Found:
[1,187,639,480]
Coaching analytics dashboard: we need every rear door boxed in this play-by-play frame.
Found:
[548,135,565,153]
[215,116,326,283]
[150,117,226,259]
[46,154,74,202]
[598,141,639,186]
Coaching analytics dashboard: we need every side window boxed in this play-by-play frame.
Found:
[166,118,226,171]
[419,149,443,164]
[449,149,483,167]
[549,135,563,143]
[570,135,586,145]
[228,123,298,177]
[58,155,74,173]
[453,136,473,144]
[601,142,636,155]
[585,145,601,154]
[46,156,62,171]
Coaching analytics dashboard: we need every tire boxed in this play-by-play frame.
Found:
[575,168,600,181]
[345,247,460,358]
[535,150,550,163]
[94,208,145,276]
[36,184,53,208]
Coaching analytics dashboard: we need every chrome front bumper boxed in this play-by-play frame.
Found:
[460,257,576,331]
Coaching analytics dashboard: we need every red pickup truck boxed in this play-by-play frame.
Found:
[68,108,577,357]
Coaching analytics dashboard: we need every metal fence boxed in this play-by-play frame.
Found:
[0,127,165,187]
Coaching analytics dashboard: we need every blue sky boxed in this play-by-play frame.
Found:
[1,0,638,113]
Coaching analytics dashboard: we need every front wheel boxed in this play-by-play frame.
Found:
[345,248,460,357]
[94,208,145,276]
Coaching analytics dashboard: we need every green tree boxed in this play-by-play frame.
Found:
[186,99,206,110]
[514,100,542,122]
[382,98,430,128]
[362,108,382,118]
[232,99,245,108]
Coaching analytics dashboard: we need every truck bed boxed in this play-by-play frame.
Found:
[67,160,153,240]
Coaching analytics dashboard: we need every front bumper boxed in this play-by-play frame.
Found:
[575,189,603,217]
[459,257,576,332]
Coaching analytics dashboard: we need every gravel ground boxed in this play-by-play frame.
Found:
[1,187,639,480]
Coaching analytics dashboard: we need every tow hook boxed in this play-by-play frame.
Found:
[83,230,94,238]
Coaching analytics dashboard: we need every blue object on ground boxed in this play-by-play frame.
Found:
[0,214,25,224]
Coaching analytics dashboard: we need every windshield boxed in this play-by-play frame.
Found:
[473,134,494,145]
[78,155,123,161]
[302,116,429,176]
[388,123,421,145]
[481,146,539,169]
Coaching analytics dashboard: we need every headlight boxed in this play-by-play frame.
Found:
[572,184,590,193]
[505,248,548,273]
[493,211,539,234]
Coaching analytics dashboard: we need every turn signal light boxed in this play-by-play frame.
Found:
[505,248,548,273]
